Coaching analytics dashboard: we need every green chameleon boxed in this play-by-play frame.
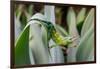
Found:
[29,18,75,47]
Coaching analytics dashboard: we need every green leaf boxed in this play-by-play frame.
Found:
[15,13,51,65]
[76,8,86,34]
[76,25,94,61]
[77,8,86,25]
[41,24,51,58]
[28,5,34,16]
[15,26,30,66]
[76,8,95,61]
[66,7,80,62]
[41,25,48,47]
[81,8,94,37]
[29,24,50,64]
[67,7,79,38]
[29,13,50,64]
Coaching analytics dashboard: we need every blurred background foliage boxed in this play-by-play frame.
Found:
[15,4,92,39]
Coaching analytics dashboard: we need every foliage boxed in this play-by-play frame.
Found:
[14,4,95,66]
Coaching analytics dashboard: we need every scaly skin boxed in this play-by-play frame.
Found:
[51,30,72,46]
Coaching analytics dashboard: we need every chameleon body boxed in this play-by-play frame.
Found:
[29,19,73,46]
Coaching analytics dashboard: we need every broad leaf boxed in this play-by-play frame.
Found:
[67,7,80,62]
[76,25,94,61]
[76,8,86,34]
[76,8,95,61]
[29,13,50,64]
[77,8,86,25]
[15,26,30,66]
[81,8,94,37]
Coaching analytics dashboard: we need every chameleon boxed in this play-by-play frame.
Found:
[28,18,75,47]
